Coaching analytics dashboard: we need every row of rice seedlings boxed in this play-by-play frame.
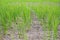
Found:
[52,16,59,40]
[0,2,31,40]
[0,2,22,39]
[15,3,31,40]
[1,0,59,3]
[52,6,59,40]
[43,5,59,40]
[22,4,31,40]
[44,5,59,40]
[45,5,55,40]
[37,4,52,40]
[16,0,60,2]
[0,6,11,35]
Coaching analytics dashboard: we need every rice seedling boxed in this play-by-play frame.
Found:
[0,1,24,39]
[16,3,31,40]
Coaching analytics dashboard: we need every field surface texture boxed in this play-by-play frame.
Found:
[0,0,60,40]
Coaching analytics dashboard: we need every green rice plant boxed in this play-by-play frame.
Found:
[52,16,59,40]
[23,7,31,39]
[0,1,23,38]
